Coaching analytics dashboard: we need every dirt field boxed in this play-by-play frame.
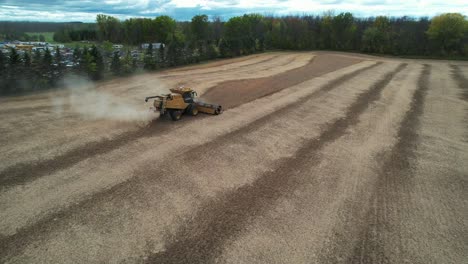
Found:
[0,52,467,263]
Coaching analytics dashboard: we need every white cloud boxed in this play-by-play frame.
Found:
[0,0,466,21]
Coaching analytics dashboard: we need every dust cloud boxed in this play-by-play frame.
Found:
[52,75,157,123]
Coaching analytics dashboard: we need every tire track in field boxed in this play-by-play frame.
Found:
[347,64,431,264]
[160,54,281,78]
[191,54,301,83]
[0,59,373,189]
[185,62,382,154]
[0,63,384,260]
[166,53,267,73]
[144,63,407,264]
[450,65,468,101]
[203,54,362,109]
[0,117,180,188]
[450,65,468,143]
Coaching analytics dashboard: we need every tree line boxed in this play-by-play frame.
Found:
[0,45,104,94]
[0,21,94,41]
[1,12,467,95]
[91,12,467,56]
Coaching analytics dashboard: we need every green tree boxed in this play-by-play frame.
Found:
[110,51,121,75]
[121,50,134,75]
[84,52,97,79]
[6,48,21,93]
[158,44,165,67]
[154,15,177,43]
[206,43,219,59]
[319,12,334,49]
[144,43,156,70]
[53,27,72,42]
[427,13,467,55]
[331,12,357,50]
[43,48,53,66]
[191,14,209,42]
[77,48,88,74]
[19,51,33,92]
[361,16,392,53]
[224,16,248,55]
[210,16,223,42]
[191,14,210,59]
[33,49,42,63]
[96,14,121,42]
[89,45,104,80]
[22,51,31,67]
[102,40,114,56]
[0,51,5,73]
[72,46,81,64]
[0,51,6,93]
[8,47,20,66]
[218,38,231,57]
[54,46,62,65]
[224,14,265,54]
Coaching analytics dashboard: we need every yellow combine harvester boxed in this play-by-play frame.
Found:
[145,87,223,121]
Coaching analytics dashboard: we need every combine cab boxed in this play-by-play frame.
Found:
[145,87,223,121]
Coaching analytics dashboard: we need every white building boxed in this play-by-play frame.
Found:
[141,43,164,49]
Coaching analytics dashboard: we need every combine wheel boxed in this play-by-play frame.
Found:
[188,104,199,116]
[169,109,183,121]
[214,106,223,115]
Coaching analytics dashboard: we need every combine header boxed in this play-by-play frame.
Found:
[145,87,223,121]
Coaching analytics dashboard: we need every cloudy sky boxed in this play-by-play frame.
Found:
[0,0,467,22]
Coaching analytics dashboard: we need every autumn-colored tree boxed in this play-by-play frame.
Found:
[427,13,467,55]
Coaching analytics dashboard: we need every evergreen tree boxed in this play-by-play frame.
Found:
[41,48,54,88]
[31,49,43,90]
[54,46,64,78]
[18,51,33,92]
[158,44,165,67]
[8,47,20,66]
[43,48,53,67]
[78,48,88,74]
[110,51,121,75]
[206,43,219,59]
[132,56,138,69]
[218,38,230,58]
[144,43,156,70]
[22,51,31,68]
[121,50,134,75]
[6,48,21,93]
[33,49,42,64]
[84,52,97,79]
[166,42,177,66]
[0,50,5,74]
[0,51,5,94]
[54,46,62,65]
[89,45,104,80]
[72,46,81,64]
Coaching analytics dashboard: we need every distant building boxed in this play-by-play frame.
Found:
[32,47,45,52]
[15,44,34,51]
[141,43,164,49]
